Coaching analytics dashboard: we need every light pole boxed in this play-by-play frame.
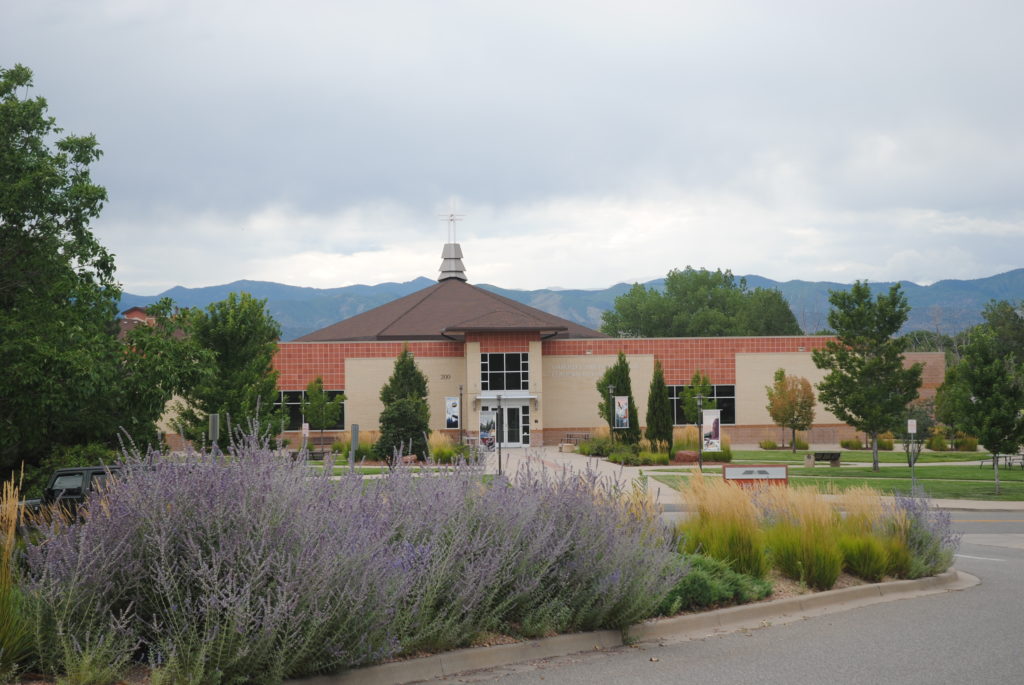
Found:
[695,393,704,472]
[608,384,616,442]
[458,384,464,446]
[496,394,503,477]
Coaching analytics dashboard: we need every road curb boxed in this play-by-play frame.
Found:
[285,569,974,685]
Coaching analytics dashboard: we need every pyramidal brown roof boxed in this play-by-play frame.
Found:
[295,278,608,342]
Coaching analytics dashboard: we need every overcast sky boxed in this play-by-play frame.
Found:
[4,1,1022,294]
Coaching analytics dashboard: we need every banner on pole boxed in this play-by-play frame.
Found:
[445,397,460,428]
[703,409,721,452]
[613,396,629,429]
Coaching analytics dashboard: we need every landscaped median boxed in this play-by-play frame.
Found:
[1,437,963,684]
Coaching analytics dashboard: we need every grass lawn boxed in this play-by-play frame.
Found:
[731,449,986,464]
[650,467,1024,501]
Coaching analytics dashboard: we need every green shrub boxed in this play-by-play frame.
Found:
[954,435,978,452]
[332,440,345,454]
[657,554,772,615]
[767,523,843,591]
[883,536,913,578]
[679,518,770,579]
[838,534,889,582]
[578,438,614,457]
[877,437,894,451]
[759,440,778,450]
[925,435,948,451]
[840,438,862,450]
[606,446,667,466]
[432,444,470,465]
[793,438,809,450]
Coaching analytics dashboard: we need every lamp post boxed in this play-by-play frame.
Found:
[695,393,704,472]
[458,384,464,445]
[496,393,503,477]
[608,384,616,443]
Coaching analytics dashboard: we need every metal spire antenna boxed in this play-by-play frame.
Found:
[437,201,467,282]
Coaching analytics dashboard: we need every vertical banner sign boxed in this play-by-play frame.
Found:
[479,410,496,450]
[613,396,629,429]
[703,409,722,452]
[445,397,460,429]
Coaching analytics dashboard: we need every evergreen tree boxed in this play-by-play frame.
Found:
[812,281,923,471]
[682,371,716,425]
[376,346,430,463]
[596,352,640,444]
[645,360,673,452]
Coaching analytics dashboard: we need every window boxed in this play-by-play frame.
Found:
[275,390,345,430]
[481,353,529,391]
[668,385,735,425]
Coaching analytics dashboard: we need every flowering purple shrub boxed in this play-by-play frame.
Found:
[22,434,682,682]
[892,490,961,578]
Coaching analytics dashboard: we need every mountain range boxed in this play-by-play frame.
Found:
[119,269,1024,342]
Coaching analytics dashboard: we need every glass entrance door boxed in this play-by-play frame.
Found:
[480,403,530,447]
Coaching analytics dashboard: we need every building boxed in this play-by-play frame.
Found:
[272,242,944,447]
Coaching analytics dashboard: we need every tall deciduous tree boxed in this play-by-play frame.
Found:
[376,347,430,463]
[681,370,716,426]
[301,376,345,447]
[175,292,284,447]
[596,352,640,444]
[600,267,802,338]
[936,302,1024,494]
[645,360,673,452]
[813,281,923,471]
[765,369,816,452]
[0,64,121,474]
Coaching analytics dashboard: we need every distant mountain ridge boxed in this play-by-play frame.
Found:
[120,269,1024,341]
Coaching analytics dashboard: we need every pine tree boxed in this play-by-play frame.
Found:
[645,360,673,452]
[596,352,641,444]
[376,346,430,463]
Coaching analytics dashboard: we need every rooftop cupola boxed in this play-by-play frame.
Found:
[438,242,467,282]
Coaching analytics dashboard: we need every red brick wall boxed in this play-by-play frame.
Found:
[542,336,833,385]
[274,341,463,391]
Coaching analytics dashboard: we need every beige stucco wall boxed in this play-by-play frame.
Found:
[345,356,466,431]
[541,354,654,429]
[734,352,839,426]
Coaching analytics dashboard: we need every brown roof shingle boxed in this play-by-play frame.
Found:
[295,279,607,342]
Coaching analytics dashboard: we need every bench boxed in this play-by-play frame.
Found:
[809,452,841,467]
[563,432,590,445]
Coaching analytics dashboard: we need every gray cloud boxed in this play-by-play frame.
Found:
[3,0,1022,293]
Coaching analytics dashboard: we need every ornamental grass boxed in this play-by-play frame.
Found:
[18,434,683,684]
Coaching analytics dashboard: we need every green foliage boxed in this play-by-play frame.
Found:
[607,450,670,466]
[21,443,118,500]
[767,523,843,590]
[883,536,913,578]
[838,534,889,582]
[0,63,121,476]
[379,347,428,406]
[840,438,863,450]
[792,437,809,450]
[376,348,430,463]
[431,444,470,465]
[645,360,673,452]
[600,267,802,337]
[174,292,284,447]
[679,518,770,579]
[759,439,778,450]
[877,437,894,451]
[765,369,816,453]
[812,281,923,470]
[596,352,641,444]
[657,554,772,615]
[939,313,1024,492]
[679,370,716,425]
[577,438,614,457]
[954,435,978,452]
[300,376,345,444]
[925,434,948,451]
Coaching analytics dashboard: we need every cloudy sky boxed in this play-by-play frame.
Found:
[4,1,1022,294]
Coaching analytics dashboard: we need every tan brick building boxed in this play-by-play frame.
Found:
[272,244,944,447]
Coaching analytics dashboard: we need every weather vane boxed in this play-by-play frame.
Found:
[439,200,464,243]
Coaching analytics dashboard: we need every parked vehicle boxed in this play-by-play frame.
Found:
[21,465,122,516]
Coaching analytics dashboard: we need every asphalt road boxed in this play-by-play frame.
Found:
[432,514,1024,684]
